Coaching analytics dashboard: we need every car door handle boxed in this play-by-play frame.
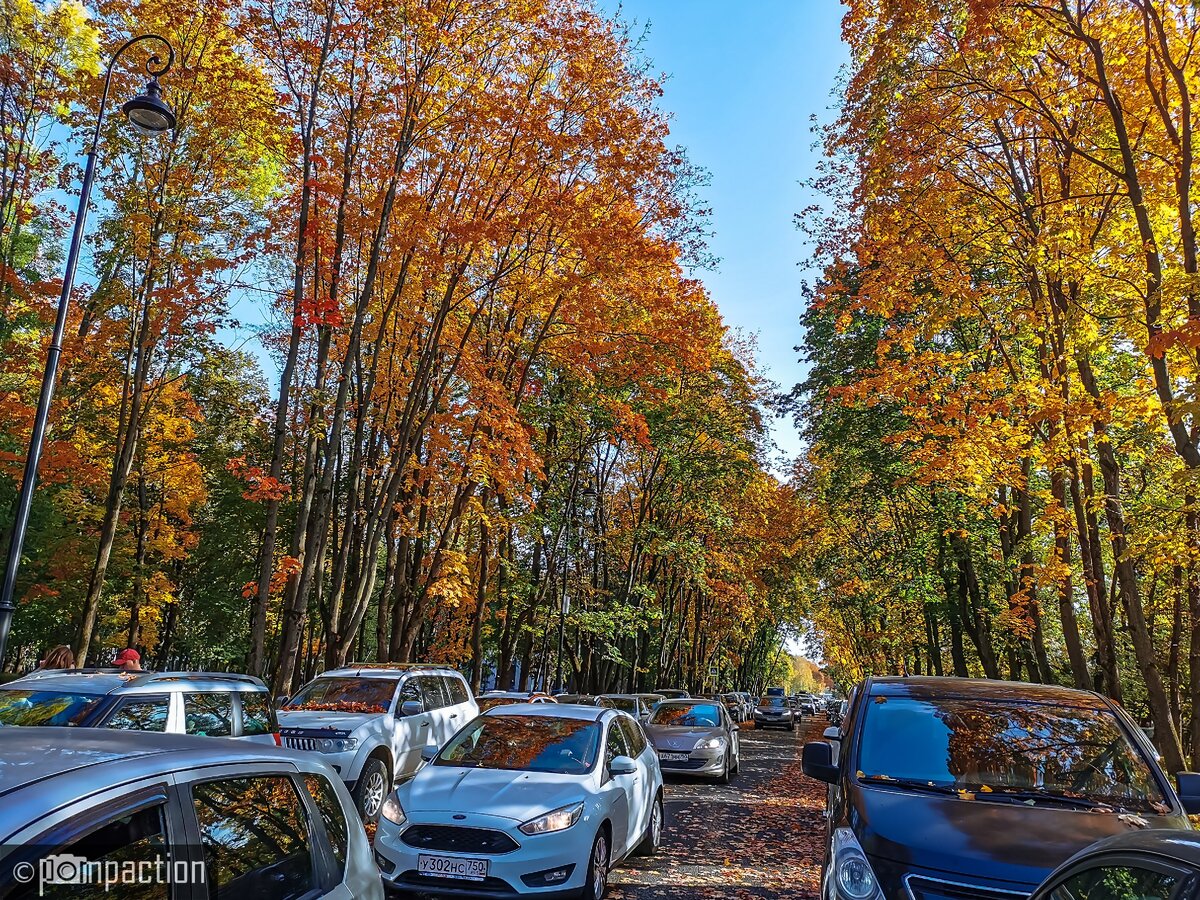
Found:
[420,722,430,727]
[449,713,459,719]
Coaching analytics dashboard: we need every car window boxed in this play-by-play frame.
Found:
[620,716,647,755]
[857,696,1169,812]
[192,775,315,899]
[648,703,722,727]
[11,804,170,900]
[284,677,396,713]
[0,689,106,726]
[303,773,347,879]
[240,692,275,736]
[445,676,470,706]
[414,675,449,710]
[437,715,601,774]
[185,692,233,737]
[1050,863,1179,900]
[105,696,170,732]
[606,721,631,765]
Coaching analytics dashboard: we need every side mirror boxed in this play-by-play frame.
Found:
[823,726,841,741]
[274,696,290,709]
[609,755,637,776]
[1177,772,1200,814]
[400,699,425,718]
[802,741,839,784]
[420,745,439,763]
[731,724,740,732]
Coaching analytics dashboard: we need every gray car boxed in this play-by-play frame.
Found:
[0,668,278,742]
[597,693,656,721]
[0,728,383,898]
[643,698,740,783]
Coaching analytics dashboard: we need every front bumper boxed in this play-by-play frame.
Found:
[753,714,792,727]
[655,748,725,776]
[375,812,595,897]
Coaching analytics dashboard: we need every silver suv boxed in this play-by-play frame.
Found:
[0,669,278,742]
[278,664,478,821]
[0,728,383,899]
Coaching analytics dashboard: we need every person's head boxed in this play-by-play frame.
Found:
[114,648,142,671]
[39,645,74,670]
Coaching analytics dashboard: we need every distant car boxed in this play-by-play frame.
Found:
[653,688,690,700]
[278,663,478,822]
[754,695,795,731]
[805,676,1200,898]
[643,698,740,783]
[719,692,746,722]
[0,727,384,899]
[1030,829,1200,898]
[478,691,558,712]
[0,668,278,742]
[633,692,665,711]
[765,686,786,697]
[556,693,599,705]
[374,703,664,898]
[597,693,655,721]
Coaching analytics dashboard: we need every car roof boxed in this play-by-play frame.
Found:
[867,676,1110,708]
[5,670,267,695]
[320,665,461,679]
[484,702,607,722]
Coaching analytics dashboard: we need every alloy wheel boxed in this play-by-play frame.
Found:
[363,770,386,818]
[592,833,608,897]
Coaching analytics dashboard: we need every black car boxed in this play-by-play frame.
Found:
[803,677,1200,898]
[754,694,796,731]
[1030,829,1200,899]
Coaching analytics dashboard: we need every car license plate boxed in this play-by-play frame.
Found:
[417,854,489,881]
[659,752,689,762]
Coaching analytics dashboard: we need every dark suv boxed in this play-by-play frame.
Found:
[803,677,1200,898]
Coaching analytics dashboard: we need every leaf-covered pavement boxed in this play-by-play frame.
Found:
[610,719,826,899]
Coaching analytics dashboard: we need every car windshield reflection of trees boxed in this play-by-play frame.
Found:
[649,704,720,727]
[437,716,600,774]
[857,697,1168,812]
[0,690,105,726]
[283,677,397,712]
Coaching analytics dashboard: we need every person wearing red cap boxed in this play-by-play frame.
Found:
[114,648,143,672]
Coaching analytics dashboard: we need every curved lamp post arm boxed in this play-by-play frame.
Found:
[0,35,175,669]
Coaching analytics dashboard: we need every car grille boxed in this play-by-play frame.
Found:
[401,825,520,854]
[658,756,708,770]
[282,736,322,751]
[905,875,1029,900]
[396,872,517,893]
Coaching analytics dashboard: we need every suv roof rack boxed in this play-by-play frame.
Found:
[342,662,447,670]
[131,672,265,687]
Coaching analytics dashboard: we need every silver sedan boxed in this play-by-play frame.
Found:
[643,699,740,783]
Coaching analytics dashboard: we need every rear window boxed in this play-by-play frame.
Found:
[284,677,396,713]
[186,692,233,737]
[0,690,105,726]
[240,692,276,736]
[857,695,1168,812]
[445,677,470,705]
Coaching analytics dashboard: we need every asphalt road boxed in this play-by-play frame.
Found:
[610,718,827,900]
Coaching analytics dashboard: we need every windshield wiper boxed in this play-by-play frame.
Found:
[986,789,1114,810]
[860,776,963,796]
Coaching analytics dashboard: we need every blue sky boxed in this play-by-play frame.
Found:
[609,0,848,464]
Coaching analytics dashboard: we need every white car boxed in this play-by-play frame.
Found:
[278,664,478,821]
[374,703,664,898]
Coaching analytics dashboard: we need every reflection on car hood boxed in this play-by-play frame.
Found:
[853,783,1185,889]
[277,709,378,731]
[403,766,587,822]
[643,725,722,752]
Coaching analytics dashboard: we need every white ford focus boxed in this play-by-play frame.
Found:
[374,703,664,898]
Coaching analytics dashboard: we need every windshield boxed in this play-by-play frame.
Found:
[284,677,396,713]
[857,696,1169,812]
[437,715,601,774]
[759,696,787,708]
[0,690,105,726]
[649,702,721,727]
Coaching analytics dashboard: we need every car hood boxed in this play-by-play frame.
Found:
[853,784,1185,889]
[402,766,589,822]
[277,709,380,732]
[644,726,721,751]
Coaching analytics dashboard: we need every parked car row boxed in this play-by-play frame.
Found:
[805,675,1200,899]
[0,665,745,898]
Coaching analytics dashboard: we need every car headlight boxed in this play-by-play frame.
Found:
[519,802,585,836]
[318,737,358,753]
[694,737,724,750]
[381,791,407,827]
[831,827,881,899]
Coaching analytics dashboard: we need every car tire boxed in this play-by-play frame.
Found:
[581,828,610,899]
[717,752,732,784]
[787,721,795,732]
[635,794,664,856]
[732,749,740,774]
[353,757,390,823]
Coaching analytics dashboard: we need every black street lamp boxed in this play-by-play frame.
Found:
[0,35,176,667]
[555,483,596,693]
